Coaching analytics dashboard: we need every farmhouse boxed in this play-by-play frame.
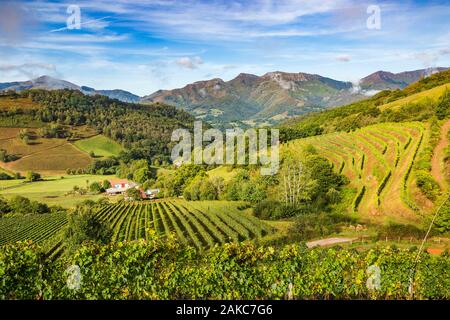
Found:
[105,179,138,195]
[145,188,160,199]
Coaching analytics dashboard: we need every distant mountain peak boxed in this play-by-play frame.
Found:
[360,67,448,90]
[0,75,140,103]
[233,73,259,80]
[142,70,359,124]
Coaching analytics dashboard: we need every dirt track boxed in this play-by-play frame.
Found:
[306,237,357,248]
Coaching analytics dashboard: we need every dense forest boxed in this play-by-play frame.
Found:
[0,89,195,162]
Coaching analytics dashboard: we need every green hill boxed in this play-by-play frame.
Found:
[280,69,450,140]
[0,89,195,164]
[275,71,450,225]
[73,135,124,158]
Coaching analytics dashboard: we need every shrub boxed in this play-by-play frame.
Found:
[0,149,19,162]
[353,186,366,212]
[253,200,283,220]
[102,180,111,190]
[7,196,50,215]
[377,222,424,239]
[415,170,440,201]
[436,89,450,120]
[125,188,142,201]
[64,206,112,252]
[377,170,391,196]
[26,171,41,182]
[291,213,355,240]
[0,197,11,216]
[89,181,103,194]
[0,172,12,180]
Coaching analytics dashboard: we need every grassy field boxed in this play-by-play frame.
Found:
[0,179,25,190]
[0,96,41,111]
[73,134,124,158]
[0,174,112,207]
[207,166,237,182]
[380,83,450,111]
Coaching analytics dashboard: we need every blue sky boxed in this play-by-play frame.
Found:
[0,0,450,96]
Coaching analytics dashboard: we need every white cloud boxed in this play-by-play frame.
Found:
[0,62,57,79]
[175,56,204,69]
[49,16,112,33]
[32,0,355,41]
[335,54,351,62]
[413,48,450,67]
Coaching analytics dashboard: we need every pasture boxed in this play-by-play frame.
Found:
[73,134,124,158]
[0,174,112,207]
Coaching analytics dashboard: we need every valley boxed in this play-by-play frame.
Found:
[0,66,449,300]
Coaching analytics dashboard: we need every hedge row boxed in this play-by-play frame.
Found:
[353,186,366,212]
[377,170,392,196]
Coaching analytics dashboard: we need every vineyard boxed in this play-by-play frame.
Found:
[94,200,272,250]
[283,121,439,222]
[0,213,67,247]
[0,212,67,259]
[1,239,449,299]
[0,200,272,256]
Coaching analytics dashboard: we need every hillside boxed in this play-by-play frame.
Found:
[142,71,365,125]
[281,69,450,138]
[0,89,195,173]
[359,67,448,91]
[142,68,448,127]
[282,120,449,224]
[273,69,450,227]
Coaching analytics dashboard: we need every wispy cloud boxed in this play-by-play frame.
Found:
[49,16,112,33]
[335,54,351,62]
[1,0,450,94]
[175,56,204,69]
[0,62,57,79]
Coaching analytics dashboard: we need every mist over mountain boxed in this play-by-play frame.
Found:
[141,68,447,125]
[1,67,447,126]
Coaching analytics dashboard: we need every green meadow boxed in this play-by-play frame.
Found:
[0,174,113,208]
[73,135,124,158]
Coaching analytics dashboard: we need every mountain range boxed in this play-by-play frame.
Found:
[0,67,446,125]
[142,72,362,125]
[0,76,140,103]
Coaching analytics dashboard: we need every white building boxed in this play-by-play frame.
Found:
[105,179,138,195]
[145,188,161,199]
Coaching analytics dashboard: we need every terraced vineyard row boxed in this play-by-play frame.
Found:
[95,200,272,250]
[0,213,68,247]
[283,122,427,221]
